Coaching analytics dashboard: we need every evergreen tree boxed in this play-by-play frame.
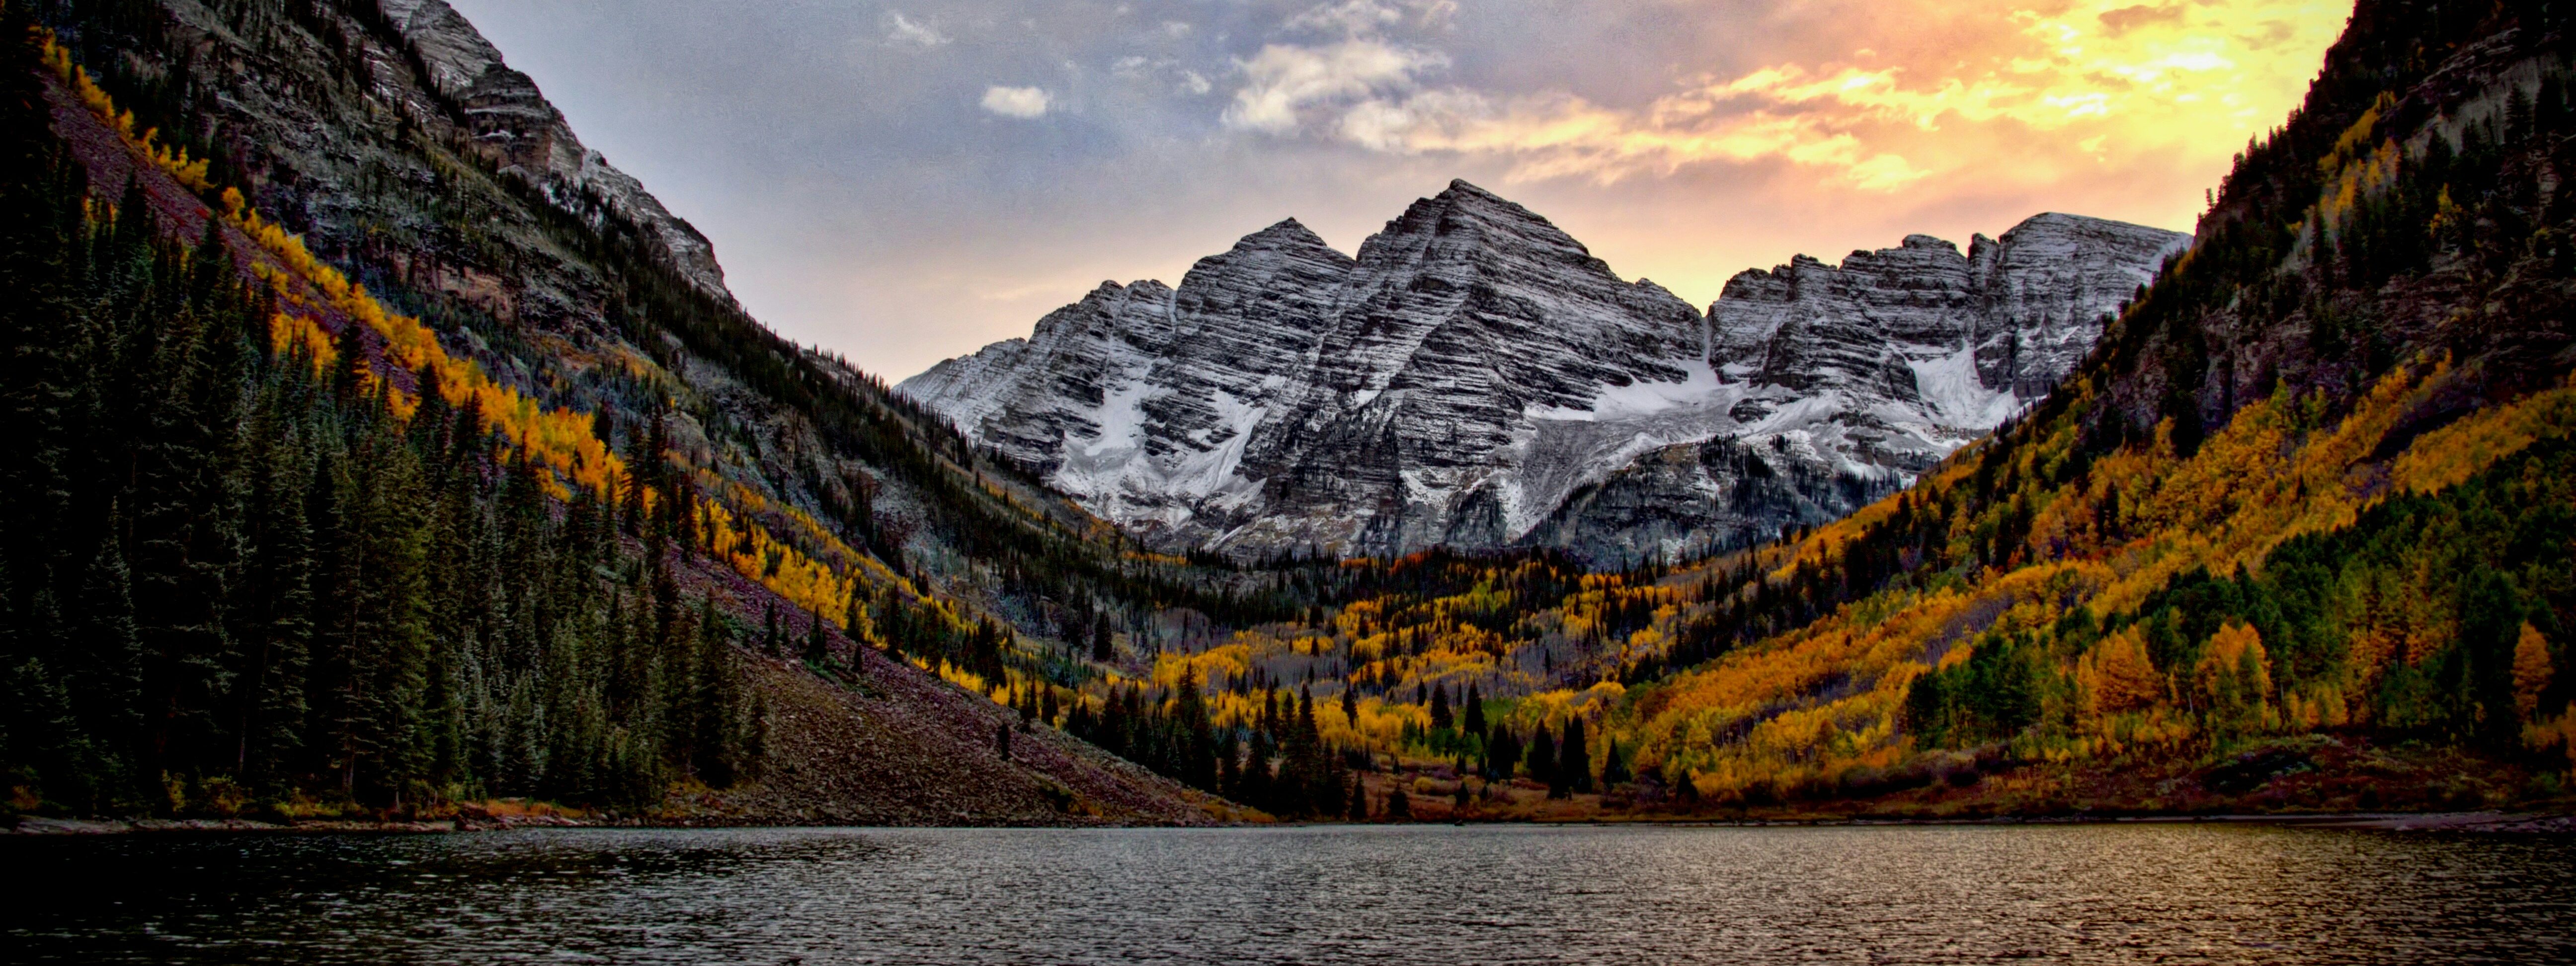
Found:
[1525,728,1555,794]
[1485,724,1519,781]
[1559,718,1591,795]
[802,610,830,667]
[1601,736,1630,787]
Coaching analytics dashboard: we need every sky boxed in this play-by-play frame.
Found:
[445,0,2351,381]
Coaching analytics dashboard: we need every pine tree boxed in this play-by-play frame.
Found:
[1525,728,1555,794]
[1559,718,1591,795]
[1601,736,1630,787]
[1485,724,1518,781]
[1218,729,1242,799]
[803,610,830,667]
[66,525,145,805]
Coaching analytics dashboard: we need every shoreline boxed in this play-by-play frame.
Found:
[9,810,2572,836]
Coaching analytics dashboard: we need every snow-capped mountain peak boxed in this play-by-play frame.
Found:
[899,184,2185,562]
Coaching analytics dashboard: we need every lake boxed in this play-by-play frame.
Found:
[6,822,2571,964]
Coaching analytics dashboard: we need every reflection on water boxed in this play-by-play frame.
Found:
[5,823,2571,964]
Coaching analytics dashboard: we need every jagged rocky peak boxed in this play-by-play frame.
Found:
[376,0,733,302]
[898,187,2184,564]
[1967,212,2194,398]
[1716,213,2187,416]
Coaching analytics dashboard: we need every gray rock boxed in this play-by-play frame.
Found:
[378,0,733,303]
[900,183,2185,563]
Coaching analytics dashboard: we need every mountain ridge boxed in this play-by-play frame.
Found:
[900,186,2184,564]
[2,0,1250,825]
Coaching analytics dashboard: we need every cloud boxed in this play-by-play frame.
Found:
[1286,0,1405,37]
[1115,56,1214,96]
[981,85,1052,118]
[881,10,948,49]
[1231,0,2340,193]
[1221,40,1448,134]
[1333,88,1927,190]
[2097,3,2187,36]
[441,0,2349,378]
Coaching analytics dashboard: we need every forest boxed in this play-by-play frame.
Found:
[992,0,2576,818]
[0,35,775,814]
[7,0,2576,825]
[0,0,1375,822]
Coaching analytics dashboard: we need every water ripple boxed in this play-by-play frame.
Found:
[6,823,2571,964]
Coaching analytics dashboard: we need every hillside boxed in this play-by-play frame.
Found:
[0,0,1246,825]
[8,0,2572,829]
[1085,0,2576,819]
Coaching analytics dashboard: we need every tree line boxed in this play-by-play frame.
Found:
[0,32,762,816]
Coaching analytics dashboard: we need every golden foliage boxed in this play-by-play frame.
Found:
[2193,623,2273,731]
[2076,627,2162,716]
[267,312,334,369]
[2393,382,2576,496]
[43,30,947,668]
[2516,623,2555,721]
[48,27,627,501]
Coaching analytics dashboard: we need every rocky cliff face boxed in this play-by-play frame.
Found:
[902,185,2185,563]
[377,0,733,302]
[1541,213,2191,562]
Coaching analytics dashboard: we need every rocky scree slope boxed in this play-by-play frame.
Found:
[29,0,1225,823]
[901,184,2183,563]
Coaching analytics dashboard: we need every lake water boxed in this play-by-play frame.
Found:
[5,823,2572,964]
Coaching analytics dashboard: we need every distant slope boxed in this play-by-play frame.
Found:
[900,184,2180,564]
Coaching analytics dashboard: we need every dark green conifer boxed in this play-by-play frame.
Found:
[1525,728,1555,794]
[1559,718,1591,795]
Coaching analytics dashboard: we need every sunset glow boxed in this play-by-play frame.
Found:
[454,0,2348,384]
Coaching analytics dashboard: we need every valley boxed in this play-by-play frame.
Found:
[3,0,2574,835]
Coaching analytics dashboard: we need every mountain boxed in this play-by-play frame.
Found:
[1,0,1242,825]
[900,185,2183,564]
[1124,0,2576,819]
[374,0,731,302]
[17,0,2563,831]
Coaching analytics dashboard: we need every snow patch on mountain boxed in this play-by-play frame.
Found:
[899,182,2185,562]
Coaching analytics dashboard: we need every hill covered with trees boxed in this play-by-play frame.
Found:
[1057,0,2576,820]
[0,0,1258,825]
[7,0,2575,828]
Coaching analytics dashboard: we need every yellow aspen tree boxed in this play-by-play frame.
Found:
[2195,623,2272,730]
[2077,626,2162,716]
[2514,623,2554,720]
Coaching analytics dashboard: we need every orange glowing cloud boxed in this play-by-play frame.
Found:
[1336,0,2347,198]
